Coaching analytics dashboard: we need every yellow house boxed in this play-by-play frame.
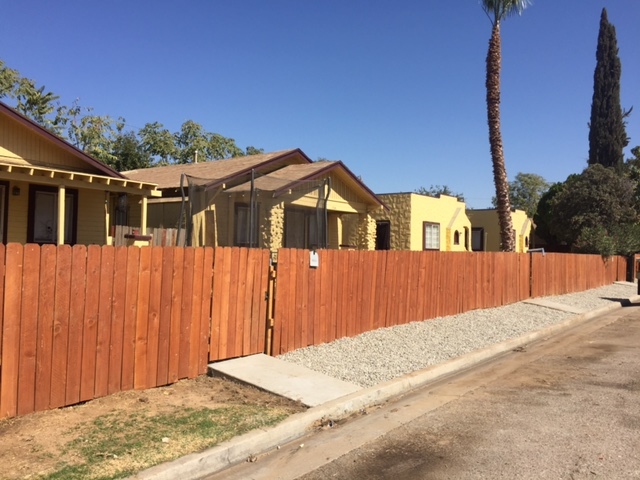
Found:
[370,192,471,251]
[466,208,532,252]
[124,149,385,252]
[0,102,160,245]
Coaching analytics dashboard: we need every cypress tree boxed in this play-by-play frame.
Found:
[588,8,628,168]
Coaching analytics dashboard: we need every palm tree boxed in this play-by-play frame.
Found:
[481,0,530,251]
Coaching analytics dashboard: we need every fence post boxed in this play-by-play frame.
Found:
[264,265,276,356]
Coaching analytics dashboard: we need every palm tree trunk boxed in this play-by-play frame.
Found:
[486,22,515,252]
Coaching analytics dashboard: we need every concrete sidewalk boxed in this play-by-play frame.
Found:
[131,292,640,480]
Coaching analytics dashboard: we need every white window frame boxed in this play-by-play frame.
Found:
[423,222,440,250]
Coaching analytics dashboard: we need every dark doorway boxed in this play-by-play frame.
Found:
[375,221,391,250]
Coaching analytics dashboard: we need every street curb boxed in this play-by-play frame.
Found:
[131,296,639,480]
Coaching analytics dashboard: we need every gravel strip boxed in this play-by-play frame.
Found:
[277,282,637,388]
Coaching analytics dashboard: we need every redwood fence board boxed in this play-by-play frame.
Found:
[145,247,163,389]
[188,247,205,378]
[177,248,193,380]
[0,245,4,366]
[50,246,72,409]
[134,247,151,389]
[80,246,101,402]
[67,245,87,405]
[17,244,39,416]
[121,246,140,391]
[1,244,23,418]
[168,247,183,383]
[157,246,175,387]
[35,245,56,411]
[198,247,214,373]
[108,246,128,396]
[94,246,113,400]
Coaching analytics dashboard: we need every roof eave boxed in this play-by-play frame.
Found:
[0,101,126,179]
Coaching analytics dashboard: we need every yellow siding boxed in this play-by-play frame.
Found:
[284,185,366,214]
[327,213,341,249]
[5,180,29,243]
[278,172,370,213]
[0,116,103,173]
[76,190,106,245]
[4,182,107,245]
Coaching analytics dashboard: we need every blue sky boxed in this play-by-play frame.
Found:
[1,1,639,208]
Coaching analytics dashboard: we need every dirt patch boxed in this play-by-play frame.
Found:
[0,375,306,479]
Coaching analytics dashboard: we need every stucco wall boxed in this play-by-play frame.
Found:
[466,208,531,252]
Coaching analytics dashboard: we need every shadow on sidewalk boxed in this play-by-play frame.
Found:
[601,297,640,307]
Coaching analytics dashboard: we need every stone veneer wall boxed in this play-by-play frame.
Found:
[357,213,377,250]
[265,201,285,251]
[370,194,412,250]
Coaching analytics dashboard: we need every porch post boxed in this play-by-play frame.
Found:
[140,195,148,235]
[57,185,66,245]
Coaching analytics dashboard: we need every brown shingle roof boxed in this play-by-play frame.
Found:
[225,161,337,193]
[226,160,386,208]
[122,149,310,189]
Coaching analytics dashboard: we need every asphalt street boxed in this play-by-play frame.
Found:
[209,303,640,479]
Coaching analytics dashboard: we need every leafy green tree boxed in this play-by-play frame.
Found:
[533,182,564,249]
[66,106,122,166]
[174,120,210,164]
[245,146,265,156]
[622,146,640,212]
[0,60,19,98]
[138,122,177,165]
[207,132,244,159]
[481,0,531,251]
[548,164,638,253]
[415,184,464,200]
[111,131,152,171]
[588,8,629,168]
[14,78,61,131]
[492,172,549,218]
[173,120,245,163]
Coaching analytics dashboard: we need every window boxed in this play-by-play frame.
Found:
[453,230,460,245]
[234,203,259,247]
[423,222,440,250]
[27,185,78,244]
[285,207,325,249]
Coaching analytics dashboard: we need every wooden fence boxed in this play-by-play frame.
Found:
[0,244,269,419]
[530,252,626,297]
[0,245,629,419]
[271,250,627,355]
